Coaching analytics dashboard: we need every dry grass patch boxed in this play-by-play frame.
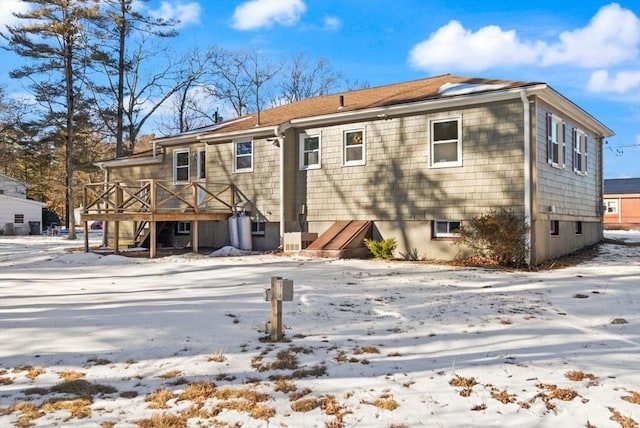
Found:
[372,397,399,411]
[274,378,297,393]
[156,369,182,379]
[450,375,477,397]
[12,366,46,380]
[291,397,319,412]
[565,371,597,381]
[491,389,517,404]
[176,382,217,402]
[609,406,638,428]
[57,370,86,381]
[207,353,227,363]
[290,364,327,379]
[40,398,92,420]
[353,346,380,355]
[145,388,174,409]
[621,390,640,405]
[289,387,312,401]
[0,376,13,385]
[213,386,268,403]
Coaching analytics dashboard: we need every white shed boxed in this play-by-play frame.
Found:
[0,194,46,235]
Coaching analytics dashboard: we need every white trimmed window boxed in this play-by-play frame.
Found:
[343,129,365,166]
[573,128,587,175]
[546,114,567,168]
[173,149,190,182]
[251,221,265,236]
[234,141,253,172]
[197,148,206,180]
[430,118,462,168]
[300,133,321,169]
[433,220,461,238]
[176,221,191,235]
[604,199,618,214]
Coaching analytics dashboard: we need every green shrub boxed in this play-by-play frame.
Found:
[457,208,529,267]
[364,238,397,260]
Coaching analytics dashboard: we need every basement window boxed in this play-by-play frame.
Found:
[251,221,265,236]
[550,220,559,236]
[176,221,191,235]
[433,220,461,238]
[575,221,583,235]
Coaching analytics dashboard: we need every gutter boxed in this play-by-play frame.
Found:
[520,90,533,266]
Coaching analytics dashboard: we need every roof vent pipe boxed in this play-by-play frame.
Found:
[339,95,344,108]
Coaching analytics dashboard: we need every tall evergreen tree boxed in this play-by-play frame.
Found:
[4,0,100,239]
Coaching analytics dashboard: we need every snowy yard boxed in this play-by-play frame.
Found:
[0,232,639,427]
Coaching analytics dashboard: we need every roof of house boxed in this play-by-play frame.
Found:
[103,74,612,167]
[604,178,640,194]
[201,74,538,135]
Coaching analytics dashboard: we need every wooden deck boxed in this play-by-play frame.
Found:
[81,180,234,257]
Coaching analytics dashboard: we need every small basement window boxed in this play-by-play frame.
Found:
[575,221,583,235]
[176,221,191,235]
[433,220,461,238]
[550,220,559,236]
[251,221,265,236]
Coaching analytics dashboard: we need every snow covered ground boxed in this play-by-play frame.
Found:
[0,231,639,427]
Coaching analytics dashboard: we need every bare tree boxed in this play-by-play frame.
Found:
[279,52,342,104]
[89,0,179,156]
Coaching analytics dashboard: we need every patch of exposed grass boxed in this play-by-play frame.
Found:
[371,397,399,410]
[608,406,638,428]
[291,397,320,412]
[622,390,640,405]
[289,387,312,401]
[353,346,380,355]
[12,366,46,380]
[565,371,597,381]
[450,375,477,397]
[57,370,86,381]
[274,378,296,393]
[176,382,217,402]
[145,388,174,409]
[207,353,227,363]
[491,389,517,404]
[86,358,112,366]
[51,379,117,397]
[156,369,182,379]
[0,376,13,385]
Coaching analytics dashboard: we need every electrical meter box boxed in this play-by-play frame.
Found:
[274,278,294,301]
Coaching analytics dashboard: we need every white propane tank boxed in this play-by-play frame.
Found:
[228,214,240,248]
[237,213,252,251]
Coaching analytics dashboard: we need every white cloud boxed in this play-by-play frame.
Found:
[232,0,306,31]
[408,20,543,72]
[408,3,640,73]
[588,69,640,93]
[149,1,202,28]
[0,0,30,31]
[323,16,341,31]
[542,3,640,67]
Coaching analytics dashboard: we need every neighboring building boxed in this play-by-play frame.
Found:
[0,173,45,235]
[83,74,613,264]
[604,178,640,229]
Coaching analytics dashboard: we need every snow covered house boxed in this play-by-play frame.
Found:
[82,74,613,264]
[0,173,45,235]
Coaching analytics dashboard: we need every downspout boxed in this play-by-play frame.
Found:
[276,126,285,248]
[520,90,533,265]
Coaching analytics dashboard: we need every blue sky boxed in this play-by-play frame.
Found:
[1,0,639,178]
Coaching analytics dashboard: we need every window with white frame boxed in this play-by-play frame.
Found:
[546,114,566,167]
[430,118,462,168]
[300,133,321,169]
[174,149,190,182]
[604,199,618,214]
[176,221,191,235]
[197,148,206,180]
[234,141,253,172]
[573,128,587,174]
[343,129,365,165]
[433,220,461,238]
[251,221,265,236]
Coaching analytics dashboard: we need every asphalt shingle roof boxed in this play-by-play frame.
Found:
[604,178,640,194]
